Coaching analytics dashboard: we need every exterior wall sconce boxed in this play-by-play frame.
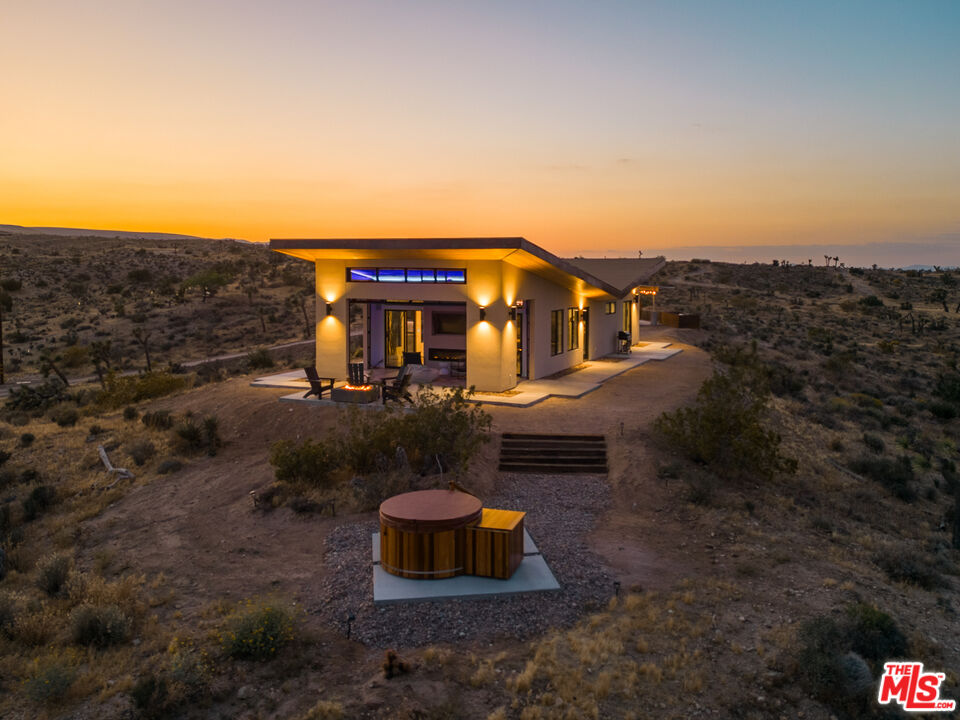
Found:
[326,302,334,316]
[509,306,517,322]
[478,306,487,321]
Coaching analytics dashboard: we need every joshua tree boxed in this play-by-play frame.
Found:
[132,328,153,372]
[39,350,70,387]
[90,340,113,388]
[931,288,950,312]
[824,255,831,267]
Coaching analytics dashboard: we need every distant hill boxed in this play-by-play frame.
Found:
[900,264,959,271]
[0,223,254,244]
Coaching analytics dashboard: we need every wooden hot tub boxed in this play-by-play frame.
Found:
[379,489,482,579]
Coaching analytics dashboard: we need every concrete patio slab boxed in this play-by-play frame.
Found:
[255,341,682,409]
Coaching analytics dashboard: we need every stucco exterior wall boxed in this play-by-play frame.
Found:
[311,257,616,392]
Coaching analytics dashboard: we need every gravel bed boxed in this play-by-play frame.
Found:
[310,473,615,647]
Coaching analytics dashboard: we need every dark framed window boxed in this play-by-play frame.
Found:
[567,308,579,350]
[550,310,563,355]
[347,267,466,284]
[604,301,616,315]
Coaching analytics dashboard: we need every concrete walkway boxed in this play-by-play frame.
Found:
[251,342,682,409]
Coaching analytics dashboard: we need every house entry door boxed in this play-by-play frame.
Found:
[385,309,420,368]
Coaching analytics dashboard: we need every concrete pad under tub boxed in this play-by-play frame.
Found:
[371,530,558,604]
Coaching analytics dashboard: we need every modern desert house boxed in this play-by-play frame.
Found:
[269,237,663,393]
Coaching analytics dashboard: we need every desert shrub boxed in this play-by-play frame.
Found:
[0,450,9,466]
[19,432,35,447]
[0,592,18,635]
[296,700,345,720]
[246,349,274,370]
[127,268,153,283]
[0,277,21,291]
[653,365,796,481]
[269,440,339,489]
[858,295,883,308]
[4,379,69,413]
[97,371,191,410]
[874,549,944,589]
[174,415,221,456]
[70,603,132,647]
[843,603,908,662]
[123,406,139,421]
[157,459,183,475]
[934,372,960,404]
[50,405,79,427]
[36,553,71,595]
[0,469,15,490]
[22,485,56,522]
[60,345,89,368]
[848,455,916,501]
[861,433,885,454]
[142,410,174,430]
[127,440,157,467]
[131,674,168,714]
[220,600,295,660]
[269,388,491,501]
[929,401,957,421]
[88,424,104,437]
[24,658,76,704]
[795,603,908,717]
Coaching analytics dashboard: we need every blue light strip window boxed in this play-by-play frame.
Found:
[347,268,466,284]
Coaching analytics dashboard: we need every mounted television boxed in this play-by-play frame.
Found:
[432,311,466,335]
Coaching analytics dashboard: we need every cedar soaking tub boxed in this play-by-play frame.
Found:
[379,489,482,579]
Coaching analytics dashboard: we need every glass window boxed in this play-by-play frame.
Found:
[377,268,405,283]
[551,310,563,355]
[349,268,376,282]
[437,269,466,283]
[568,308,579,350]
[604,301,616,315]
[623,301,633,333]
[405,269,423,282]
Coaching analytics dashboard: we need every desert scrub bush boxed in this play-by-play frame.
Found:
[653,365,796,481]
[123,405,139,421]
[19,432,35,447]
[22,485,56,522]
[97,371,191,409]
[794,603,907,717]
[269,439,340,489]
[141,409,174,429]
[23,655,77,704]
[70,603,132,647]
[4,378,69,413]
[127,440,157,467]
[49,404,80,427]
[219,599,295,660]
[848,455,916,501]
[861,433,885,454]
[874,548,945,589]
[929,401,957,421]
[36,553,72,595]
[174,414,221,456]
[246,348,274,370]
[297,700,345,720]
[157,458,183,475]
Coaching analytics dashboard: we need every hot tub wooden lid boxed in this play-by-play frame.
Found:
[379,489,482,532]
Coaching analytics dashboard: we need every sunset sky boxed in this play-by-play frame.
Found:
[1,1,958,257]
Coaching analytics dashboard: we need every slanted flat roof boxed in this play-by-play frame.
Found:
[269,237,650,298]
[563,257,666,293]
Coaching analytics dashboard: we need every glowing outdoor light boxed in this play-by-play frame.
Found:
[325,302,334,316]
[478,306,487,321]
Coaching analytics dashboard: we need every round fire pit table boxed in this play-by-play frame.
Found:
[379,489,482,579]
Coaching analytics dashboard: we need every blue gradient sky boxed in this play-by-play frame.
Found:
[1,1,957,258]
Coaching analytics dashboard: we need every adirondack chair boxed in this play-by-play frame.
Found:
[347,362,368,386]
[303,366,335,399]
[381,364,413,404]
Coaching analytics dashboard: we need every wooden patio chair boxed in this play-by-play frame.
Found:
[303,366,335,399]
[348,362,368,386]
[381,365,414,404]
